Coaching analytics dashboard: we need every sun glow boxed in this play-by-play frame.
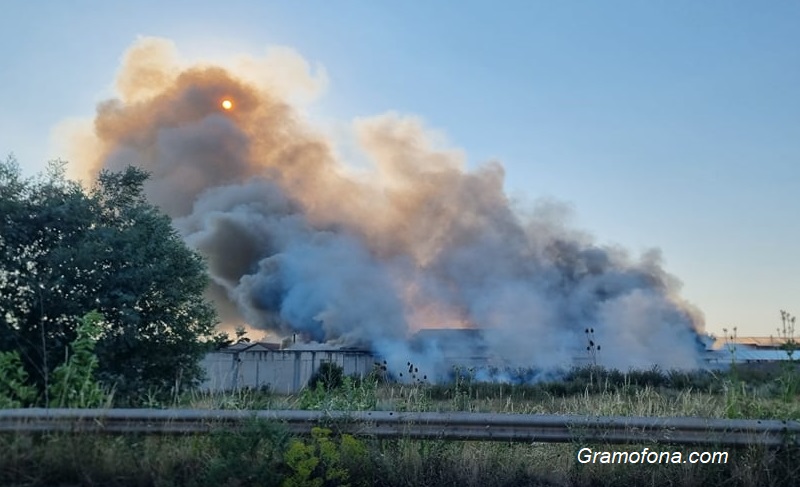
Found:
[221,99,233,110]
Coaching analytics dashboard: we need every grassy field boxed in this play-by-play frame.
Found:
[2,364,799,487]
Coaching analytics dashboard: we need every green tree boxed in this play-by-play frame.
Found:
[0,156,219,403]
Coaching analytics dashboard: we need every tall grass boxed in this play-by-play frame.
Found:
[1,427,797,487]
[170,362,800,422]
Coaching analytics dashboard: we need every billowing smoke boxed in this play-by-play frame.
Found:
[61,37,705,380]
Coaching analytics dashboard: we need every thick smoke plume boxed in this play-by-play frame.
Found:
[62,37,705,379]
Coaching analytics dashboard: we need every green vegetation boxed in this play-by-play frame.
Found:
[0,311,112,408]
[48,310,109,408]
[203,419,289,487]
[299,372,379,412]
[0,350,37,408]
[0,156,221,405]
[284,427,365,487]
[308,361,346,391]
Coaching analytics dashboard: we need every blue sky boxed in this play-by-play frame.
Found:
[1,1,798,337]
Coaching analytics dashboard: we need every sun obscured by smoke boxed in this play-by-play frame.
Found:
[55,36,706,378]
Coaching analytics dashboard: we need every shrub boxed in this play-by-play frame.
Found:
[309,362,345,391]
[284,427,369,487]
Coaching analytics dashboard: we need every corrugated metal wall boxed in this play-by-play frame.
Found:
[200,349,375,394]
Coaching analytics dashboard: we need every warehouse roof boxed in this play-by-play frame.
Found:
[710,336,797,350]
[706,348,797,363]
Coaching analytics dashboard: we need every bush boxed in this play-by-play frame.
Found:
[309,362,345,391]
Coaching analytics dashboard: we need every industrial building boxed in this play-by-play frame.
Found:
[200,330,798,393]
[200,341,374,394]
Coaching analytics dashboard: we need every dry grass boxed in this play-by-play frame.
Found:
[186,381,800,421]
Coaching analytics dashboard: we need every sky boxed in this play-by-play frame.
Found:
[1,1,798,338]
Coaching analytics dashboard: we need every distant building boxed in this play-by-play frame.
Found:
[703,335,798,365]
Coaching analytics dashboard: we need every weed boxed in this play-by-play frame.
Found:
[203,418,288,487]
[776,310,799,403]
[48,310,111,408]
[0,350,38,408]
[309,362,345,391]
[284,427,369,487]
[299,375,379,411]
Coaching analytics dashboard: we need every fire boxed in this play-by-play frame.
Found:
[221,99,233,110]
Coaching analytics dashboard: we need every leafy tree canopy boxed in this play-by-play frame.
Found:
[0,155,220,403]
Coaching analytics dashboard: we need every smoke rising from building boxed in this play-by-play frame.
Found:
[61,37,706,379]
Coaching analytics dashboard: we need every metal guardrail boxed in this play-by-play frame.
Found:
[0,409,797,447]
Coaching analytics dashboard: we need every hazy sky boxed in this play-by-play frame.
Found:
[1,1,798,337]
